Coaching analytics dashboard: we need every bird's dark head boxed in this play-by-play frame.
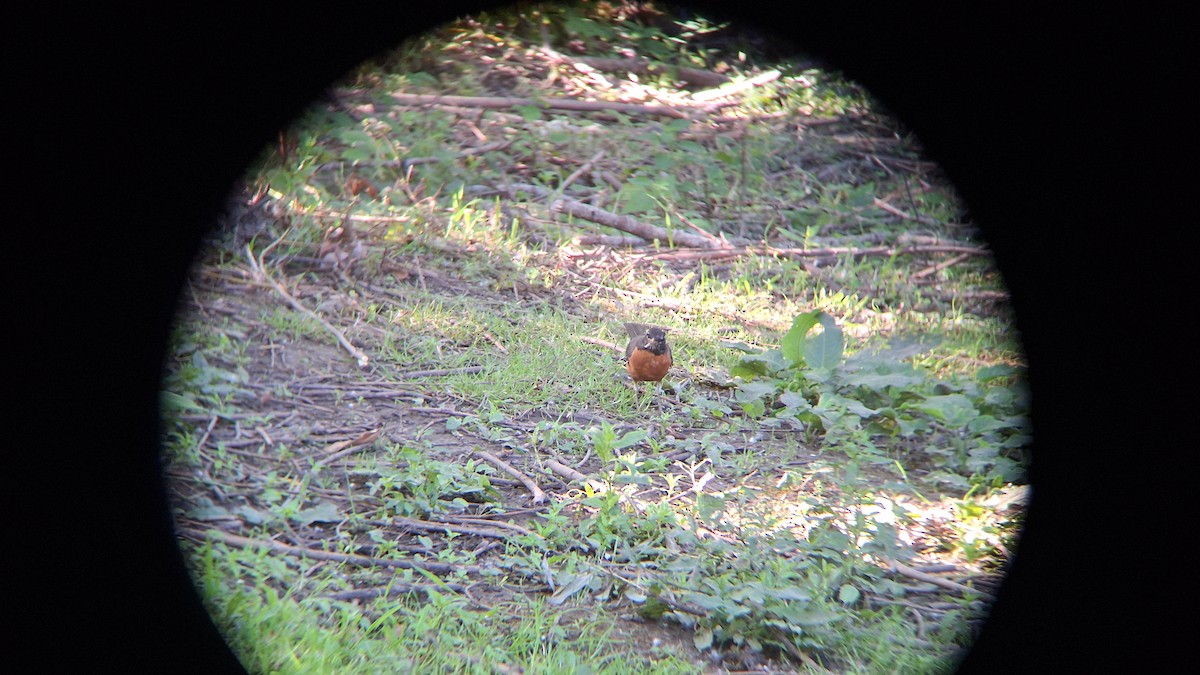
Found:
[638,326,669,355]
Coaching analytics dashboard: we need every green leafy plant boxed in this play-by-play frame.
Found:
[588,421,648,464]
[368,445,496,518]
[730,311,1027,484]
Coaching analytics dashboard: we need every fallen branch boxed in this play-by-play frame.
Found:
[559,149,606,193]
[307,210,414,224]
[872,197,968,228]
[491,182,728,249]
[891,560,997,602]
[538,49,730,88]
[691,69,783,102]
[543,459,607,494]
[575,234,647,247]
[291,382,419,399]
[770,627,837,674]
[245,242,370,367]
[636,242,989,263]
[475,450,547,505]
[913,252,972,279]
[431,515,539,538]
[393,365,486,380]
[178,527,477,576]
[576,335,621,353]
[385,92,694,119]
[411,405,476,418]
[392,515,522,540]
[543,459,588,483]
[669,208,725,246]
[313,428,381,467]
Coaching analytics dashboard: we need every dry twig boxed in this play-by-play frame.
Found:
[636,242,988,263]
[179,528,481,576]
[489,182,729,249]
[475,450,547,505]
[891,560,997,601]
[384,92,698,119]
[691,69,783,102]
[544,459,602,488]
[913,253,972,280]
[394,366,486,380]
[245,241,370,367]
[313,428,382,467]
[392,515,524,540]
[538,48,730,88]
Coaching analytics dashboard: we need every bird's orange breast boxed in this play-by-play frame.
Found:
[627,347,672,382]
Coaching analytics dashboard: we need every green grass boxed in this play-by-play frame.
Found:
[190,539,707,674]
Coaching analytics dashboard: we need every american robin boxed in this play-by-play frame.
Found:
[623,322,672,383]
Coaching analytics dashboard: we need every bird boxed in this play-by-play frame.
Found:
[623,322,672,383]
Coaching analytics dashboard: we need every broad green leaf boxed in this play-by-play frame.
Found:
[185,499,231,521]
[740,398,766,418]
[983,386,1017,408]
[773,604,842,626]
[844,333,942,371]
[814,392,875,422]
[773,587,813,602]
[613,429,649,450]
[734,380,779,401]
[683,592,725,611]
[977,364,1020,382]
[693,628,714,650]
[842,365,924,390]
[838,584,861,605]
[514,104,542,121]
[662,118,691,133]
[909,393,979,427]
[621,190,658,214]
[562,15,608,39]
[237,505,271,525]
[966,414,1005,434]
[160,391,204,413]
[778,390,811,409]
[846,182,876,207]
[781,311,821,367]
[732,350,787,379]
[804,312,844,369]
[292,501,341,525]
[730,359,769,380]
[696,493,725,524]
[730,584,766,604]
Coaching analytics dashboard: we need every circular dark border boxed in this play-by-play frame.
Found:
[10,3,1190,672]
